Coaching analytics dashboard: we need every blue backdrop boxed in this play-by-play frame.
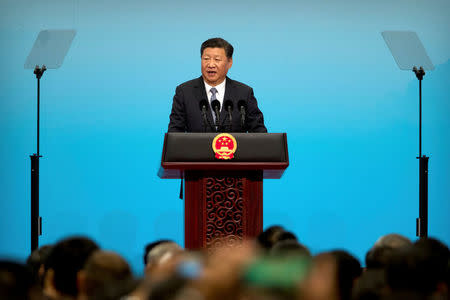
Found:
[1,0,449,274]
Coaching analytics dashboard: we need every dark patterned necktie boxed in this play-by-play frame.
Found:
[210,87,218,123]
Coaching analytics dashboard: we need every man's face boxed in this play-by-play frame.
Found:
[201,47,233,86]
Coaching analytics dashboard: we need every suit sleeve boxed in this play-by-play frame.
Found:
[168,86,187,132]
[246,88,268,133]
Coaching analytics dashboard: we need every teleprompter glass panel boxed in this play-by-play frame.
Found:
[24,29,76,69]
[382,31,434,71]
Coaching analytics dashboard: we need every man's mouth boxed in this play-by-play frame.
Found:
[207,71,217,76]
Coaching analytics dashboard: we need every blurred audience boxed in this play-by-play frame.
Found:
[44,236,99,299]
[0,260,43,300]
[1,229,448,300]
[78,250,137,300]
[385,237,449,299]
[352,269,386,300]
[143,240,183,277]
[329,250,362,300]
[26,244,53,288]
[365,233,412,269]
[143,240,176,266]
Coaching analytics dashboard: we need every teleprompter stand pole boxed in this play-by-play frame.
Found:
[30,65,46,251]
[25,29,77,252]
[382,31,435,238]
[413,66,428,239]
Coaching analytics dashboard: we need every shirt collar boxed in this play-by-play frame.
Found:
[203,78,226,97]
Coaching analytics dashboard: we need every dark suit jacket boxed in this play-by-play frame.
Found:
[168,76,267,133]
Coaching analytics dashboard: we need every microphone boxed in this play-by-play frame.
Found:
[224,99,233,131]
[211,100,221,131]
[199,99,209,132]
[199,99,209,111]
[237,100,247,130]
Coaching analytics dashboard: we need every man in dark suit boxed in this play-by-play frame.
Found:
[168,38,267,133]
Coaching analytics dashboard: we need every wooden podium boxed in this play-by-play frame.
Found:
[158,133,289,250]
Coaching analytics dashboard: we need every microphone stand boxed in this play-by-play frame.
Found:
[240,106,246,132]
[214,109,220,131]
[227,106,233,132]
[213,103,220,132]
[201,105,208,132]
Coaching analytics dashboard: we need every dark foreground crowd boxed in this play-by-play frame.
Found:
[1,226,449,300]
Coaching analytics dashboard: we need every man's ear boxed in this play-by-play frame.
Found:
[38,264,45,281]
[144,263,153,277]
[77,270,87,295]
[45,268,55,288]
[227,57,233,70]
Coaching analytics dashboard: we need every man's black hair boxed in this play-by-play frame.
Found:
[201,38,234,58]
[365,245,397,269]
[256,225,285,250]
[46,236,99,297]
[26,244,53,286]
[352,269,386,300]
[270,240,311,258]
[143,239,174,265]
[365,233,413,270]
[277,231,298,243]
[385,237,449,297]
[329,250,362,300]
[413,237,449,293]
[386,237,449,297]
[83,251,137,300]
[0,260,39,300]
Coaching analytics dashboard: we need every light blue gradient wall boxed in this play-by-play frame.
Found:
[1,0,449,273]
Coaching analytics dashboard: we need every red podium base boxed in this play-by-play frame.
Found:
[184,170,263,250]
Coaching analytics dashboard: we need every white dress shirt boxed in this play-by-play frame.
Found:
[204,79,226,109]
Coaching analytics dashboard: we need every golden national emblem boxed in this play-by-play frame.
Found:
[212,133,237,160]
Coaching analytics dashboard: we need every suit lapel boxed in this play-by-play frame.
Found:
[220,77,236,129]
[194,76,215,131]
